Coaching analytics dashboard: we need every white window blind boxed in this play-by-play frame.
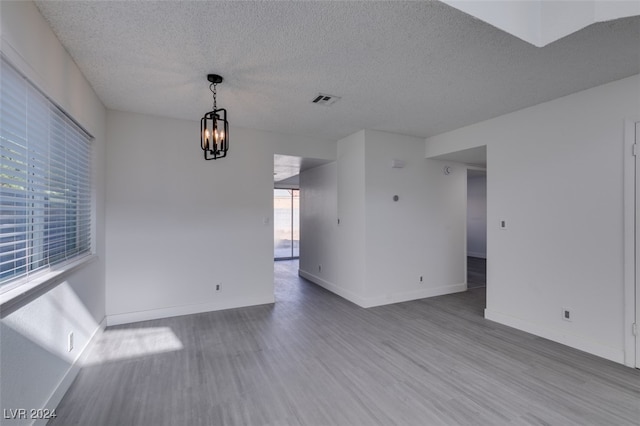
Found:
[0,57,92,291]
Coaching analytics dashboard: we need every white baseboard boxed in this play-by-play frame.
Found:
[298,269,368,307]
[33,317,107,426]
[361,283,467,308]
[106,296,275,326]
[484,309,625,365]
[299,269,467,309]
[467,252,487,259]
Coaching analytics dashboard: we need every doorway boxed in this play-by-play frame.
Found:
[624,119,639,368]
[426,146,488,309]
[467,169,487,289]
[274,188,300,260]
[635,121,639,368]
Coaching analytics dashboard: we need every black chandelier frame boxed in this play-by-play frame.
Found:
[200,74,229,160]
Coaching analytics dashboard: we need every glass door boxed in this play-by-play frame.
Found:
[274,189,299,260]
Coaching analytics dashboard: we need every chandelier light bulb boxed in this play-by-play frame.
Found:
[202,129,210,150]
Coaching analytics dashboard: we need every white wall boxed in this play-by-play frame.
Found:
[467,173,487,258]
[105,110,335,324]
[0,2,107,424]
[425,74,640,364]
[363,130,466,306]
[300,129,467,307]
[299,162,338,287]
[334,131,368,302]
[443,1,640,47]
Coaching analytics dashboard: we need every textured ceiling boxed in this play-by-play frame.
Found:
[35,1,640,143]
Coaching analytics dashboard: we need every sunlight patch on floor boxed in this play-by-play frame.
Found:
[84,327,183,365]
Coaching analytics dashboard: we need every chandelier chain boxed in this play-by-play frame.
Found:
[210,82,217,110]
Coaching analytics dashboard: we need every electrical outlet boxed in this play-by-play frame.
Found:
[499,220,507,230]
[216,283,221,291]
[68,332,74,352]
[419,276,423,283]
[562,308,572,322]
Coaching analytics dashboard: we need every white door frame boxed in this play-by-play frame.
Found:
[636,121,640,369]
[623,118,639,368]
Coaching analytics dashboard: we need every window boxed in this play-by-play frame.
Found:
[274,189,299,260]
[0,57,92,293]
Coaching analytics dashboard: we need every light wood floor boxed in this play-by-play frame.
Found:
[49,261,640,425]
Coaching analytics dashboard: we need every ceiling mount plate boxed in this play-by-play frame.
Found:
[207,74,223,84]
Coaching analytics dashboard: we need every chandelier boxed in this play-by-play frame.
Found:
[200,74,229,160]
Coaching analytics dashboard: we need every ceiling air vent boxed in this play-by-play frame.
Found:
[311,93,341,107]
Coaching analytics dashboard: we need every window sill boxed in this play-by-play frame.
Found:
[0,255,98,318]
